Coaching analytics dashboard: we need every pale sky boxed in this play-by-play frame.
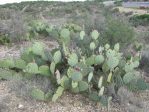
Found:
[0,0,86,5]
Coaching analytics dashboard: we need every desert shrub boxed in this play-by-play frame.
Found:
[0,9,13,20]
[0,29,147,106]
[9,11,27,41]
[143,31,149,43]
[140,48,149,74]
[0,10,27,43]
[102,17,135,47]
[0,34,10,45]
[130,14,149,26]
[0,21,10,44]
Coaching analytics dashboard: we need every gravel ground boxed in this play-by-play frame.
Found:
[0,81,51,112]
[0,80,125,112]
[1,79,149,112]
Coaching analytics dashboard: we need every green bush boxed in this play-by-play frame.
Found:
[0,34,10,45]
[103,17,135,47]
[130,14,149,26]
[0,10,28,43]
[0,29,146,106]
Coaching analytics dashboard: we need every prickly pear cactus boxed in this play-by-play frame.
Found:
[0,29,146,106]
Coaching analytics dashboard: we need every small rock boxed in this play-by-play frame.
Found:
[18,104,24,109]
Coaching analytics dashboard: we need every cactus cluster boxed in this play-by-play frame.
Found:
[64,23,82,33]
[28,20,53,39]
[0,28,147,106]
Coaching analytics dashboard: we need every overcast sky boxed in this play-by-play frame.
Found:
[0,0,86,4]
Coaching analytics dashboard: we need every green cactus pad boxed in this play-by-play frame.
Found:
[105,44,110,50]
[78,81,88,92]
[80,31,85,40]
[34,56,47,66]
[95,55,104,65]
[91,30,99,40]
[71,71,83,82]
[39,65,51,77]
[24,63,39,74]
[90,42,96,50]
[72,81,78,88]
[52,86,64,102]
[50,62,56,74]
[0,59,14,68]
[15,59,26,69]
[107,57,119,70]
[21,50,34,63]
[68,53,78,66]
[102,63,110,73]
[114,43,120,51]
[32,42,44,56]
[88,72,93,83]
[60,75,70,89]
[60,28,70,45]
[71,87,80,93]
[86,55,95,66]
[53,50,62,64]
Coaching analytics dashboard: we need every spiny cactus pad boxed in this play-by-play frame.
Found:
[24,63,39,74]
[71,71,83,82]
[68,53,78,66]
[91,30,99,40]
[39,65,51,77]
[32,42,44,56]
